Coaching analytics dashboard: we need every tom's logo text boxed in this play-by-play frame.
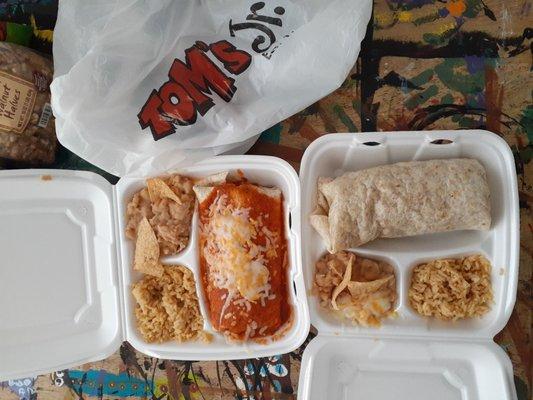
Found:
[138,40,251,140]
[138,2,289,140]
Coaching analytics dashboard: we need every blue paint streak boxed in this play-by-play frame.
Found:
[259,123,282,144]
[465,56,485,74]
[67,370,150,397]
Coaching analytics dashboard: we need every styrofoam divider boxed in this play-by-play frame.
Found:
[300,130,519,340]
[159,207,214,332]
[115,155,310,360]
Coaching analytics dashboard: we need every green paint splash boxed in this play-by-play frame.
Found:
[520,105,533,143]
[434,59,484,94]
[413,12,441,26]
[406,85,439,110]
[333,104,358,131]
[410,69,434,89]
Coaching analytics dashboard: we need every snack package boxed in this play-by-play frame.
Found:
[51,0,372,176]
[0,22,32,47]
[0,42,55,164]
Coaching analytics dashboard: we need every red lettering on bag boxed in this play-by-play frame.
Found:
[159,81,196,126]
[210,40,252,75]
[138,40,252,141]
[137,90,173,138]
[168,44,235,115]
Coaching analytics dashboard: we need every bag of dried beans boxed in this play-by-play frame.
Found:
[0,42,55,165]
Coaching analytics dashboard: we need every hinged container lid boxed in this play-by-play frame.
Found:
[298,336,516,400]
[0,170,122,380]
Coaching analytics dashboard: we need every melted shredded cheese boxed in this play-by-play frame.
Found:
[202,193,278,310]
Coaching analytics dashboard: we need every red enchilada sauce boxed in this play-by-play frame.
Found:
[197,182,291,341]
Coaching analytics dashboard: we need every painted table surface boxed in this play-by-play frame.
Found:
[0,0,531,399]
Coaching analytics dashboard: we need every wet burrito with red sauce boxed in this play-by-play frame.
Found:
[194,179,291,342]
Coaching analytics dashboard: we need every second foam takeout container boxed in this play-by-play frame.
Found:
[0,129,520,400]
[297,130,519,400]
[0,155,310,380]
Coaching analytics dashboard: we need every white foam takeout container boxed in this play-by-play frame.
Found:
[0,155,310,380]
[297,130,519,400]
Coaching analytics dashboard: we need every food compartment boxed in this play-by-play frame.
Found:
[311,250,403,331]
[403,249,505,334]
[119,182,210,351]
[300,131,518,338]
[116,156,309,359]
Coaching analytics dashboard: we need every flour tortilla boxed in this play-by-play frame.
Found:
[194,171,229,187]
[194,181,281,204]
[255,186,282,199]
[193,172,229,203]
[310,158,491,252]
[193,186,215,204]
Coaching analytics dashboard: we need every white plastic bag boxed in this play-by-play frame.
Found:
[51,0,371,176]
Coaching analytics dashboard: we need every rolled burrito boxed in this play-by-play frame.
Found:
[310,158,491,252]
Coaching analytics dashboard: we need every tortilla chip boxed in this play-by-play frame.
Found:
[347,275,394,297]
[134,217,163,277]
[147,178,182,204]
[331,253,354,310]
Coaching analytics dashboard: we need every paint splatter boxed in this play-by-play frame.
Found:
[6,378,36,400]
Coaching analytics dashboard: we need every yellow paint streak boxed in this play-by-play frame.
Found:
[434,21,456,35]
[374,12,395,27]
[30,15,54,42]
[397,11,413,23]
